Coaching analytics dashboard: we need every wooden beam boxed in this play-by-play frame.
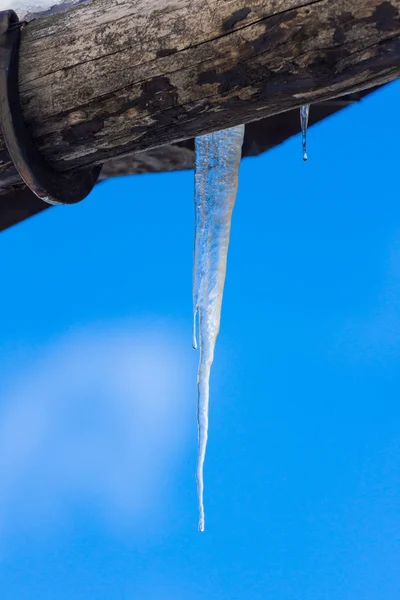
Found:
[0,0,399,191]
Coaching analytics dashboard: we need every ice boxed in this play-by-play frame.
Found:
[193,124,244,531]
[300,105,310,161]
[8,0,88,19]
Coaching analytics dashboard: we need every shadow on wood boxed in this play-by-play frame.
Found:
[0,88,378,233]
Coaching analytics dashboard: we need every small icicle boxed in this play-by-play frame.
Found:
[192,309,198,350]
[193,124,245,531]
[300,104,310,161]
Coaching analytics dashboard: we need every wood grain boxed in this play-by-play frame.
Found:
[0,0,399,191]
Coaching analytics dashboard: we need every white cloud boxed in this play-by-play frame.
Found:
[0,321,194,541]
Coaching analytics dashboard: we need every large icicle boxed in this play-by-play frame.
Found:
[193,124,245,532]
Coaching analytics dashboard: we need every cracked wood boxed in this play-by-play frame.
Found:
[1,0,400,189]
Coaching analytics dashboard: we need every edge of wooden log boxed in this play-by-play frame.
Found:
[1,0,398,173]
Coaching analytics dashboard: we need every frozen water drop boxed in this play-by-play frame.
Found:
[300,104,310,161]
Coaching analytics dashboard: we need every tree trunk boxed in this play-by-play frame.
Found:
[1,0,399,191]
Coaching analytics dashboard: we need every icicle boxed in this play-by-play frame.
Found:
[193,124,245,532]
[300,104,310,161]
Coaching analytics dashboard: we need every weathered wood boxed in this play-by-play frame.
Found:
[0,0,399,191]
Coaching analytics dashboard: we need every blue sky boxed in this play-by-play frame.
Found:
[0,81,399,599]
